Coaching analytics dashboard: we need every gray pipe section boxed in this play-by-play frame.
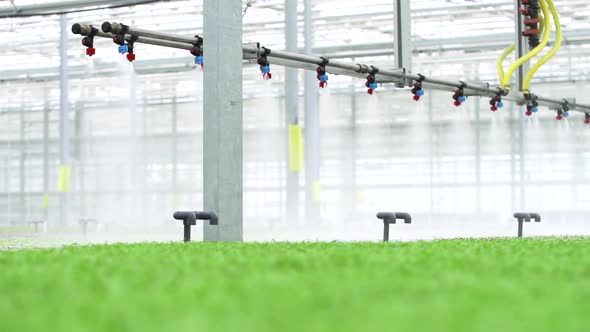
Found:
[252,46,590,113]
[102,21,200,45]
[72,23,194,50]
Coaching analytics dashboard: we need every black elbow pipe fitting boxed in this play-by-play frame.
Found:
[529,213,541,222]
[71,23,83,35]
[376,212,395,221]
[513,212,531,221]
[396,212,412,224]
[377,212,412,242]
[102,21,128,35]
[173,210,218,242]
[513,212,541,237]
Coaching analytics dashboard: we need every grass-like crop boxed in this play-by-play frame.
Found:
[0,238,588,332]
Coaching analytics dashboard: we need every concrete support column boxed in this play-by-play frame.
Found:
[304,0,320,223]
[285,0,300,224]
[203,0,243,241]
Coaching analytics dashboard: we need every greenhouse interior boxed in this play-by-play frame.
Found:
[1,1,590,331]
[1,0,589,241]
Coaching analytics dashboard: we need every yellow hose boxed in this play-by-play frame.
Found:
[497,44,515,83]
[501,0,551,90]
[497,9,544,83]
[522,0,562,93]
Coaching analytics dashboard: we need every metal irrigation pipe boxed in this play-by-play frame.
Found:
[71,25,590,113]
[101,21,201,46]
[72,23,195,50]
[247,45,590,113]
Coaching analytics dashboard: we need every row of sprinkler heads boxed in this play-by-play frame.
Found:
[74,23,205,66]
[75,23,589,124]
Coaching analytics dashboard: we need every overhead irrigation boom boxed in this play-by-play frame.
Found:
[70,21,590,121]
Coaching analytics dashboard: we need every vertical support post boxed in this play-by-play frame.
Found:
[203,0,243,241]
[428,89,434,217]
[285,0,300,224]
[475,100,481,214]
[183,222,191,242]
[75,103,85,218]
[342,85,357,217]
[515,0,528,211]
[19,107,25,223]
[510,102,517,212]
[394,0,412,85]
[128,67,140,224]
[383,222,390,242]
[43,98,49,223]
[304,0,320,223]
[171,96,178,209]
[59,15,70,226]
[517,219,524,237]
[515,0,529,92]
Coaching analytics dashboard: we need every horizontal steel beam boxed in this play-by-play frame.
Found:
[0,0,163,18]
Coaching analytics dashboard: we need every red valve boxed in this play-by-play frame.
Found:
[126,53,136,62]
[556,114,564,120]
[526,110,533,117]
[491,105,498,112]
[86,48,96,56]
[523,29,539,36]
[413,95,420,101]
[585,118,590,125]
[524,18,540,25]
[454,100,461,107]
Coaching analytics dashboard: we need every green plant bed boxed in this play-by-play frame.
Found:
[0,238,588,332]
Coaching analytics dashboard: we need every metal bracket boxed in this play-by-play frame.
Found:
[374,68,408,87]
[563,98,576,111]
[464,83,491,97]
[243,42,260,60]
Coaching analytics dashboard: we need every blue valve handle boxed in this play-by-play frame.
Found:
[416,89,425,96]
[458,96,467,103]
[532,106,539,113]
[195,56,204,65]
[261,65,270,73]
[497,101,504,108]
[319,74,328,82]
[369,82,378,89]
[118,45,128,54]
